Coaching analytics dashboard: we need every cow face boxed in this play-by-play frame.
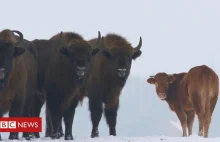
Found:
[101,36,142,79]
[147,73,176,100]
[0,30,25,90]
[60,43,99,80]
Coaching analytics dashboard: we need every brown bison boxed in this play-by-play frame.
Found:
[147,65,218,138]
[84,33,142,138]
[0,29,38,140]
[31,31,100,140]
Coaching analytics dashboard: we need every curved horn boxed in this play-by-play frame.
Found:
[133,36,142,53]
[11,30,23,43]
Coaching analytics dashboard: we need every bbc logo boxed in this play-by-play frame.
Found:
[0,121,16,129]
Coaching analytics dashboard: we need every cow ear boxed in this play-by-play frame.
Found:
[102,50,112,60]
[147,78,155,84]
[60,47,69,56]
[169,75,176,83]
[13,47,25,57]
[132,50,142,60]
[92,48,99,56]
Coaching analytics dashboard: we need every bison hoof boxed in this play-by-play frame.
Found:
[91,132,99,138]
[58,132,64,138]
[65,134,73,140]
[34,132,40,138]
[51,133,60,139]
[8,134,19,140]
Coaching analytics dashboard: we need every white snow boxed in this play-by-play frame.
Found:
[1,0,220,141]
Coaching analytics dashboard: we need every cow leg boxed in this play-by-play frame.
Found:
[63,98,78,140]
[89,98,103,138]
[203,104,211,138]
[104,104,119,136]
[186,110,195,136]
[204,96,218,138]
[174,107,187,137]
[191,93,205,137]
[8,96,25,140]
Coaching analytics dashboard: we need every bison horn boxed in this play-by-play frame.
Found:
[11,30,23,43]
[133,37,142,53]
[95,31,101,47]
[59,31,65,44]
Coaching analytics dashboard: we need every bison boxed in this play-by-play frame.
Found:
[0,29,38,140]
[84,33,142,138]
[147,65,218,138]
[31,31,100,140]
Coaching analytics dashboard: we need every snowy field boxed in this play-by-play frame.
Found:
[1,76,220,141]
[2,0,220,141]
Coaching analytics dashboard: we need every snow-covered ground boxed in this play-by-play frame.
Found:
[0,76,220,141]
[1,0,220,141]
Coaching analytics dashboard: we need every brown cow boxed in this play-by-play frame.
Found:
[31,31,100,140]
[83,33,142,138]
[147,65,218,138]
[0,29,38,140]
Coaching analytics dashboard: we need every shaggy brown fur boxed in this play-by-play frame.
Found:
[0,29,37,140]
[84,33,142,138]
[31,31,100,140]
[147,65,218,138]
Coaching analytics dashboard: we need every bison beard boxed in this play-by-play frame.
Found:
[85,33,142,138]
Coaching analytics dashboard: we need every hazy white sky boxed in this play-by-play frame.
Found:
[1,0,220,77]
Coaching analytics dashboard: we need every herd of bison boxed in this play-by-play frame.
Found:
[0,29,218,140]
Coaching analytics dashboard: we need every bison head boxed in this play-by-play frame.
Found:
[147,73,176,100]
[0,30,25,90]
[100,35,142,79]
[59,31,100,80]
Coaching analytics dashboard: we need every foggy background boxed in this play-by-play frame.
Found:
[1,0,220,139]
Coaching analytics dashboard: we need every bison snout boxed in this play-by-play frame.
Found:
[76,67,86,79]
[0,68,6,80]
[117,68,127,78]
[158,93,167,100]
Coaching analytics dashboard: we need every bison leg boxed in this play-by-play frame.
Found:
[104,104,118,136]
[45,103,64,138]
[8,96,25,140]
[22,97,35,140]
[89,98,103,138]
[63,99,79,140]
[46,95,62,140]
[186,110,195,136]
[174,107,187,137]
[45,104,52,138]
[33,91,46,138]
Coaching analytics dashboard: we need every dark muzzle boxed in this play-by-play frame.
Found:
[76,67,86,79]
[117,68,127,78]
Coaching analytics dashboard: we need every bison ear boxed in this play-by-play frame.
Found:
[92,48,99,56]
[132,50,142,60]
[168,75,176,83]
[13,47,25,57]
[147,78,155,84]
[60,47,69,57]
[102,50,112,60]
